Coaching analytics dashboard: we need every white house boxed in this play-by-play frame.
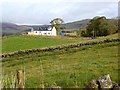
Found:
[28,26,57,36]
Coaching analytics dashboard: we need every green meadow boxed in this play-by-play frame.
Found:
[2,41,119,88]
[1,33,119,88]
[2,33,118,53]
[2,35,82,53]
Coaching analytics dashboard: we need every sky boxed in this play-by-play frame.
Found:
[0,0,119,25]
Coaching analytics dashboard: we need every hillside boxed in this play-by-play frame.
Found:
[61,19,90,30]
[1,22,31,30]
[61,18,117,31]
[1,18,117,35]
[0,22,31,35]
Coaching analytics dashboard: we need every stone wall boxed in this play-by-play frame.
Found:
[1,38,120,58]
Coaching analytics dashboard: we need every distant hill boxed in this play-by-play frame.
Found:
[1,22,30,30]
[61,19,90,30]
[1,18,117,36]
[61,18,117,31]
[0,22,31,36]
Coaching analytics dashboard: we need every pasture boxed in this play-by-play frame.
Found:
[2,42,119,88]
[2,33,118,53]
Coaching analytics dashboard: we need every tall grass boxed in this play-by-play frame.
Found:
[2,69,26,88]
[2,42,119,88]
[2,72,17,88]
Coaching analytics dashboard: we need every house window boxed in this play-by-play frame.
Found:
[48,33,50,34]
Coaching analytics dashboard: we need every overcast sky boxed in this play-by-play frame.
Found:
[0,0,119,25]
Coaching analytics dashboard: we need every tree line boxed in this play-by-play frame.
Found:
[80,16,117,38]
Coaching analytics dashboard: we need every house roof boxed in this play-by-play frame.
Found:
[32,25,52,31]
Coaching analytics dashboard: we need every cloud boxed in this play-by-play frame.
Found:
[1,0,119,3]
[1,1,118,25]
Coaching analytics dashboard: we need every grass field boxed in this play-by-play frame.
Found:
[2,35,82,53]
[2,42,119,88]
[2,33,118,53]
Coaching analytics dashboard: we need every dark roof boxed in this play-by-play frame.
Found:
[32,25,52,31]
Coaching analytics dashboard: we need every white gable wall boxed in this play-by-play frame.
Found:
[51,27,57,36]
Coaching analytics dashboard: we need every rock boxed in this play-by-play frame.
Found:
[98,74,112,88]
[86,80,98,88]
[113,84,120,90]
[46,86,62,90]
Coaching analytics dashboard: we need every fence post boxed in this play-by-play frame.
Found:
[0,80,1,90]
[17,70,24,89]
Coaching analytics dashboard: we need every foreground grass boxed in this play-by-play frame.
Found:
[2,33,118,53]
[2,42,119,88]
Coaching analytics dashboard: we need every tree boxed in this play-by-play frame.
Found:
[50,18,64,35]
[82,16,117,38]
[90,16,106,38]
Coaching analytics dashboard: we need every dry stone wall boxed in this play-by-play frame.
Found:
[1,38,120,58]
